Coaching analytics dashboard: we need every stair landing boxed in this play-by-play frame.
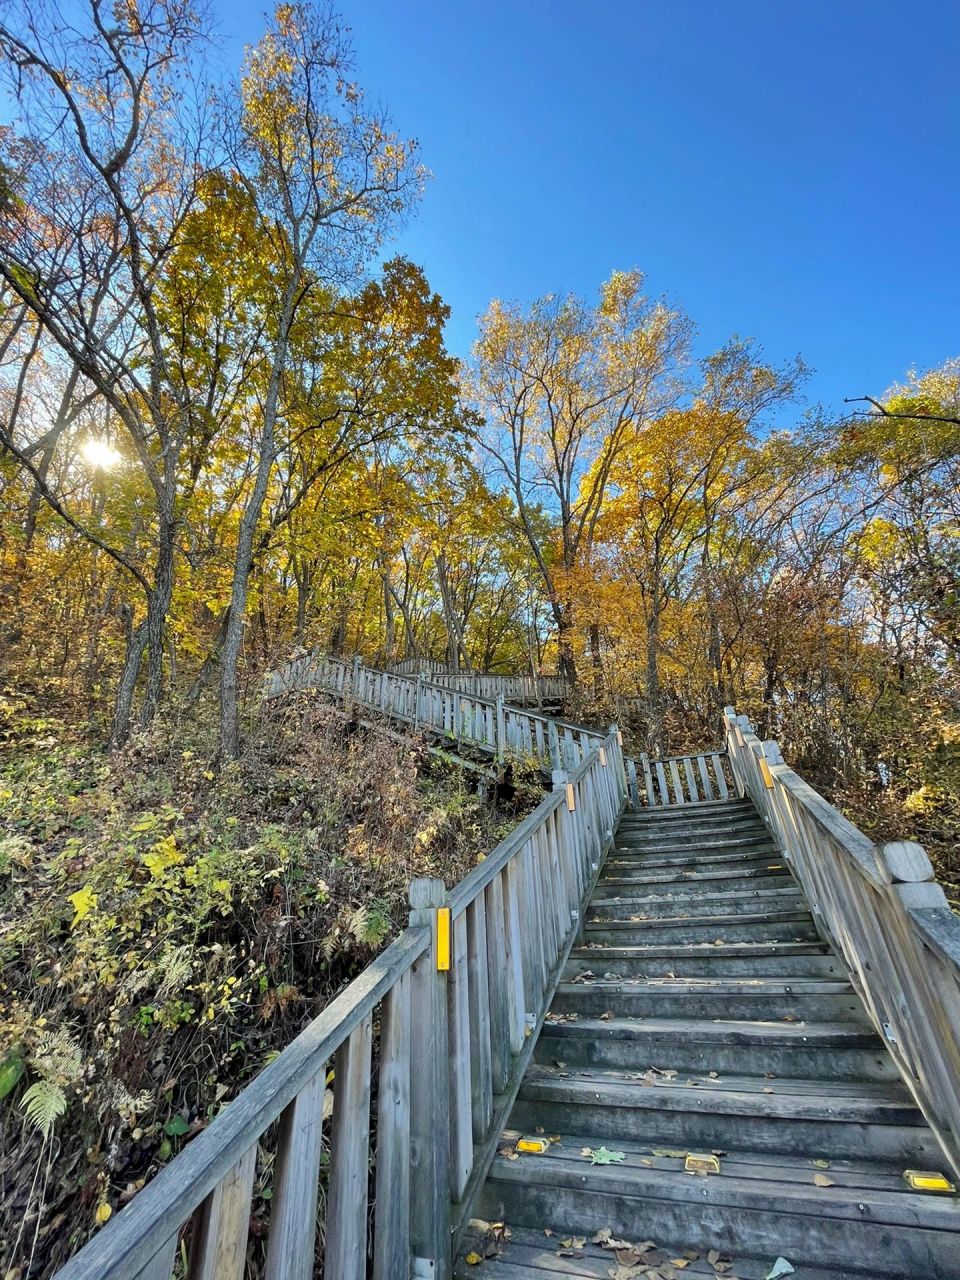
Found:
[461,798,960,1280]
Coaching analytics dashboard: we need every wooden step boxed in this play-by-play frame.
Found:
[584,910,819,946]
[564,945,841,979]
[475,1139,960,1277]
[550,978,866,1023]
[534,1014,899,1081]
[575,940,831,964]
[617,816,770,841]
[606,846,780,872]
[598,863,792,891]
[511,1067,936,1163]
[456,1221,875,1280]
[587,885,805,918]
[615,835,778,858]
[624,798,755,822]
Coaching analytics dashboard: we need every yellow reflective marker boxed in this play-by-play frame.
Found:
[684,1153,721,1175]
[436,907,451,972]
[616,730,623,746]
[566,783,576,811]
[759,756,775,789]
[903,1169,956,1193]
[516,1137,549,1154]
[599,747,608,767]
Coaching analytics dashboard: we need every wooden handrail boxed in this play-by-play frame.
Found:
[50,708,627,1280]
[264,653,602,771]
[723,705,960,1179]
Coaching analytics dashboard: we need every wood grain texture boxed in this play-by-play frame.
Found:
[325,1015,373,1280]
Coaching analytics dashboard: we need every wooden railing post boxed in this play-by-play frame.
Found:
[495,693,506,760]
[407,878,451,1279]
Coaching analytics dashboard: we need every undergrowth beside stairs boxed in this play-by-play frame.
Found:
[0,692,540,1279]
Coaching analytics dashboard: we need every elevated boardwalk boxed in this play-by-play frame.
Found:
[49,678,960,1280]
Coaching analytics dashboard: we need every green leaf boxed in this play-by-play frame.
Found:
[0,1053,25,1100]
[163,1113,189,1137]
[587,1146,626,1165]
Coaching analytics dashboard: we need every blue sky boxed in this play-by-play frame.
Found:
[180,3,960,416]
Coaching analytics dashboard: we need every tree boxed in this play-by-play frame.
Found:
[0,0,214,743]
[471,270,691,684]
[216,2,423,755]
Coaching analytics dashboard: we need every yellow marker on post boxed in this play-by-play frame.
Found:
[436,906,451,972]
[759,755,775,788]
[566,783,576,811]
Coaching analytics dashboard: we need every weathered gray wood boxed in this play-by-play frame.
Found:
[133,1237,178,1280]
[668,758,684,804]
[654,761,670,806]
[447,910,473,1200]
[466,897,493,1140]
[264,1071,326,1280]
[485,873,511,1091]
[502,856,528,1053]
[188,1144,256,1280]
[408,878,451,1277]
[880,840,934,884]
[697,752,714,800]
[373,973,410,1280]
[682,755,699,803]
[324,1015,373,1280]
[640,754,655,807]
[711,752,729,801]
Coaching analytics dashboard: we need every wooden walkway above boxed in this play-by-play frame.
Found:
[48,686,960,1280]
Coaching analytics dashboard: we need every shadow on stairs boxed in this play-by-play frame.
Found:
[457,797,960,1280]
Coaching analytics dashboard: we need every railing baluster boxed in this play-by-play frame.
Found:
[447,912,473,1200]
[373,973,411,1280]
[189,1145,256,1280]
[466,898,493,1140]
[264,1071,326,1280]
[502,858,527,1053]
[683,756,698,803]
[484,874,511,1091]
[325,1016,373,1280]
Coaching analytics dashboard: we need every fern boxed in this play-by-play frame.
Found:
[20,1080,66,1138]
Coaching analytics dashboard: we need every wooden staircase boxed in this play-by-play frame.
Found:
[466,797,960,1279]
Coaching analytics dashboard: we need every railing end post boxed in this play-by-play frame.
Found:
[879,841,935,886]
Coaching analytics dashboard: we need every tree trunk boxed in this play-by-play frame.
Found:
[645,594,663,756]
[589,623,603,699]
[110,618,148,747]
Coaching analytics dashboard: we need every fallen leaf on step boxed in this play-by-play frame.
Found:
[600,1009,615,1020]
[464,1253,482,1265]
[585,1146,627,1164]
[544,1229,554,1237]
[707,1251,721,1265]
[762,1087,774,1093]
[496,1146,519,1161]
[813,1158,831,1168]
[813,1173,835,1187]
[650,1147,687,1158]
[669,1260,691,1269]
[764,1260,795,1280]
